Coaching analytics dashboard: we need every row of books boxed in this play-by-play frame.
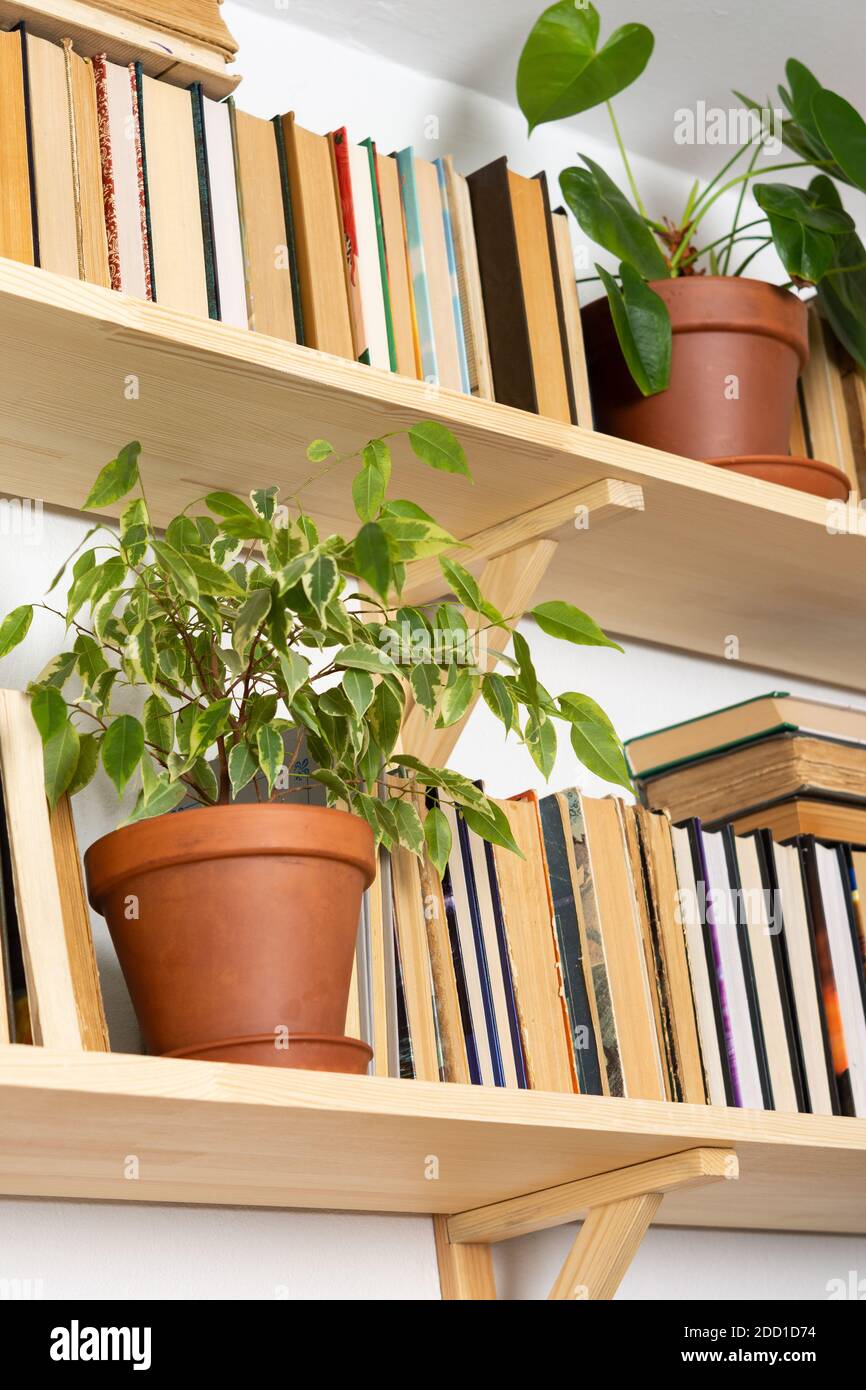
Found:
[627,690,866,844]
[355,786,866,1119]
[0,24,592,424]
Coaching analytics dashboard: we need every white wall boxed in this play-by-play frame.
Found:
[1,1,864,1301]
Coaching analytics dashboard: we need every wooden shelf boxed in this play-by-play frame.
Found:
[1,1046,865,1234]
[0,0,240,97]
[2,258,865,689]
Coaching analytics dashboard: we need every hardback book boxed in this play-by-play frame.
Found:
[626,691,866,780]
[347,138,391,370]
[440,796,500,1086]
[551,207,593,427]
[188,83,219,320]
[375,150,417,378]
[720,826,775,1108]
[329,128,369,364]
[733,797,866,846]
[0,25,37,266]
[416,822,471,1085]
[467,157,571,422]
[799,837,854,1114]
[395,148,439,386]
[232,108,296,341]
[361,139,398,373]
[671,822,729,1106]
[271,114,304,342]
[138,73,209,317]
[734,833,800,1113]
[280,113,353,358]
[560,788,624,1096]
[201,95,248,330]
[66,46,110,288]
[579,796,666,1100]
[539,792,605,1095]
[490,795,577,1092]
[434,158,471,393]
[621,803,675,1101]
[437,812,483,1085]
[681,820,737,1106]
[412,153,464,391]
[24,30,79,278]
[770,839,836,1114]
[634,807,707,1105]
[639,733,866,827]
[813,842,866,1116]
[390,842,441,1083]
[440,155,494,400]
[92,55,151,299]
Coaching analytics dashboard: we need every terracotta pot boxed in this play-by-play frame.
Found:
[85,804,376,1072]
[707,454,851,501]
[582,276,810,462]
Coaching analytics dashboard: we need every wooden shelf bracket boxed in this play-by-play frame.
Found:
[436,1146,738,1301]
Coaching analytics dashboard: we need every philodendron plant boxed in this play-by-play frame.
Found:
[0,426,631,875]
[518,0,866,394]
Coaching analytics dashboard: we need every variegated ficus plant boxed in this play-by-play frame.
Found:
[0,425,631,874]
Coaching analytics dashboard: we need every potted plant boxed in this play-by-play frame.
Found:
[0,427,631,1072]
[518,1,866,496]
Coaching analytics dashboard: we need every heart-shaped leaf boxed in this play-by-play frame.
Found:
[813,88,866,195]
[596,263,672,396]
[561,159,668,280]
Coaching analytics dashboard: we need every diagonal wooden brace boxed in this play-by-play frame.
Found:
[436,1147,738,1301]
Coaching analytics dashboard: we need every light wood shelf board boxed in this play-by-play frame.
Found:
[0,0,240,96]
[1,1046,865,1235]
[1,260,865,687]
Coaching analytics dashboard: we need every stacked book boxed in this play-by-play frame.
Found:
[0,23,592,423]
[355,784,866,1119]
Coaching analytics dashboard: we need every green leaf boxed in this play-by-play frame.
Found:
[206,492,271,541]
[813,88,866,195]
[526,712,557,779]
[302,552,339,617]
[256,724,283,795]
[125,773,186,824]
[352,460,386,522]
[190,698,232,756]
[32,650,78,690]
[369,681,403,761]
[391,798,425,855]
[42,720,81,809]
[423,804,452,878]
[151,541,199,604]
[560,691,632,790]
[343,668,375,718]
[482,672,516,734]
[82,442,141,510]
[354,521,391,598]
[46,525,102,594]
[31,685,68,742]
[410,662,439,715]
[561,159,668,280]
[460,801,523,858]
[0,604,33,658]
[120,498,150,566]
[189,756,219,804]
[363,439,392,488]
[335,642,397,674]
[438,668,477,727]
[408,421,471,479]
[312,768,352,805]
[276,552,316,594]
[596,263,671,396]
[306,438,334,462]
[68,732,100,796]
[101,714,145,795]
[185,556,246,597]
[511,630,538,705]
[233,586,272,655]
[125,621,158,687]
[228,741,258,797]
[438,556,487,616]
[251,486,278,521]
[66,557,126,622]
[531,600,623,650]
[517,1,653,132]
[816,224,866,370]
[143,694,173,754]
[752,181,853,234]
[278,650,310,703]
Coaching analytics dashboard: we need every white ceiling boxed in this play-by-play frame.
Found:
[232,0,865,176]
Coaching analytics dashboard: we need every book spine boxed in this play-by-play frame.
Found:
[91,54,121,291]
[722,825,774,1108]
[330,128,369,365]
[129,63,154,301]
[434,157,471,394]
[396,148,438,385]
[272,115,305,345]
[15,22,40,268]
[362,137,398,373]
[689,820,739,1106]
[755,829,810,1111]
[799,837,851,1115]
[536,172,578,425]
[455,808,505,1087]
[188,84,220,321]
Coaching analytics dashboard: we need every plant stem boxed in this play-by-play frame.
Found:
[606,100,648,219]
[688,160,824,238]
[721,140,764,274]
[688,139,756,221]
[679,221,770,271]
[732,239,773,276]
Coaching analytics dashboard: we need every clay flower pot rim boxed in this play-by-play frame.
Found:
[85,801,377,903]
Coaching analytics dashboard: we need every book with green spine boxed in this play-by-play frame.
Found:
[361,137,397,373]
[272,113,305,344]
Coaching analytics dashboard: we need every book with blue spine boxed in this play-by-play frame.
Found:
[394,147,439,385]
[434,157,470,393]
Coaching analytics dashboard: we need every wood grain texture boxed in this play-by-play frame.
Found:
[0,694,84,1049]
[0,30,36,266]
[801,306,858,493]
[1,1045,866,1230]
[434,1216,496,1300]
[0,259,865,686]
[0,1,239,96]
[68,48,111,288]
[48,794,110,1051]
[449,1146,736,1244]
[90,0,238,56]
[549,1192,662,1300]
[27,32,79,279]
